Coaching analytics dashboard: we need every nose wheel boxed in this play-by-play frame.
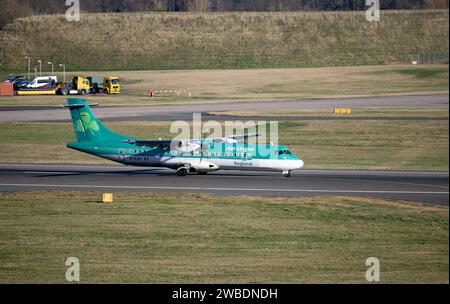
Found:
[283,170,291,177]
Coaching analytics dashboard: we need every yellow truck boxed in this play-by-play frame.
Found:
[54,76,90,96]
[103,76,120,94]
[88,76,120,95]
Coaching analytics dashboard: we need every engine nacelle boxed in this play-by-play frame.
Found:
[171,140,201,153]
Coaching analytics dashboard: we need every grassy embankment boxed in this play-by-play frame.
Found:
[0,10,448,71]
[0,191,447,283]
[0,118,448,171]
[0,64,448,106]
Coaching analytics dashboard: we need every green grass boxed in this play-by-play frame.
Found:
[397,67,448,79]
[0,64,448,106]
[0,118,448,170]
[210,109,450,118]
[279,120,449,170]
[0,191,447,283]
[0,10,448,71]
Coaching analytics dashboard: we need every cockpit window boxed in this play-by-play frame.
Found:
[278,150,292,155]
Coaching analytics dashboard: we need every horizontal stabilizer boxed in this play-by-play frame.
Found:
[62,103,100,109]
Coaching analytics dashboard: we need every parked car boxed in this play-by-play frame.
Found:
[3,75,24,83]
[13,78,30,90]
[2,76,30,90]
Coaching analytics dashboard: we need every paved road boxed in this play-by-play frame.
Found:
[0,94,447,122]
[0,164,447,205]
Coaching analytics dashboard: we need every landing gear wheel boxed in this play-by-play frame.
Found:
[177,168,188,176]
[283,170,291,178]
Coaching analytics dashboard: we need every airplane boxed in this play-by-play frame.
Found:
[65,98,304,177]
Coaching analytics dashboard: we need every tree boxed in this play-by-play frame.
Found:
[0,0,33,29]
[186,0,210,11]
[425,0,449,8]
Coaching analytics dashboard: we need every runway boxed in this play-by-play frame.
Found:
[0,94,447,122]
[0,164,448,205]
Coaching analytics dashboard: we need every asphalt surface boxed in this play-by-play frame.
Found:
[0,94,448,122]
[0,164,448,205]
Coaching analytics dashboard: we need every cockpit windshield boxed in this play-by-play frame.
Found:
[277,150,292,155]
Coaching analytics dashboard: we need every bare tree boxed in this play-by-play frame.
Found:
[186,0,210,11]
[3,0,439,16]
[425,0,448,8]
[0,0,33,29]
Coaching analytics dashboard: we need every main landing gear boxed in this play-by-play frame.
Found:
[177,167,188,176]
[283,170,292,178]
[177,167,209,176]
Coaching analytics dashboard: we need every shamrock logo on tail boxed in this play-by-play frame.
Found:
[77,112,100,135]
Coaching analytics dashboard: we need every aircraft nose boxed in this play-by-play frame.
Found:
[289,159,304,170]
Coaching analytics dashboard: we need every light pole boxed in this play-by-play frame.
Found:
[37,60,42,77]
[59,63,66,82]
[34,67,37,78]
[24,56,30,79]
[47,61,54,74]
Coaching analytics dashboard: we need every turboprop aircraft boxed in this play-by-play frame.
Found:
[65,98,304,177]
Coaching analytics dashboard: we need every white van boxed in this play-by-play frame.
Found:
[26,76,58,88]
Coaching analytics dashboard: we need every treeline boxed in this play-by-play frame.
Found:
[23,0,450,13]
[1,0,449,29]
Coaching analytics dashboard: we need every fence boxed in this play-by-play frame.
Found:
[416,52,449,64]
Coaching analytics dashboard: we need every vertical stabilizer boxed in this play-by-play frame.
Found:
[66,98,127,142]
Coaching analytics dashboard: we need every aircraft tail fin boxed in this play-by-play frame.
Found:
[66,98,127,142]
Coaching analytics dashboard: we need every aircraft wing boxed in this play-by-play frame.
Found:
[207,133,262,143]
[228,133,261,140]
[122,139,208,152]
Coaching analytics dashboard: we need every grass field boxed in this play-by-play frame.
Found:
[0,64,448,106]
[0,117,448,170]
[0,10,448,71]
[210,108,450,118]
[0,191,447,283]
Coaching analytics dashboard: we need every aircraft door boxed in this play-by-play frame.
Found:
[119,149,125,160]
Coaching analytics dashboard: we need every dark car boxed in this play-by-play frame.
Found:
[3,76,30,90]
[3,75,24,83]
[13,78,30,90]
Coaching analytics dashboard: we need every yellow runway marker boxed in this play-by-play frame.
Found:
[102,193,113,203]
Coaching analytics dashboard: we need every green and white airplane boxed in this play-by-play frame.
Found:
[66,98,304,177]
